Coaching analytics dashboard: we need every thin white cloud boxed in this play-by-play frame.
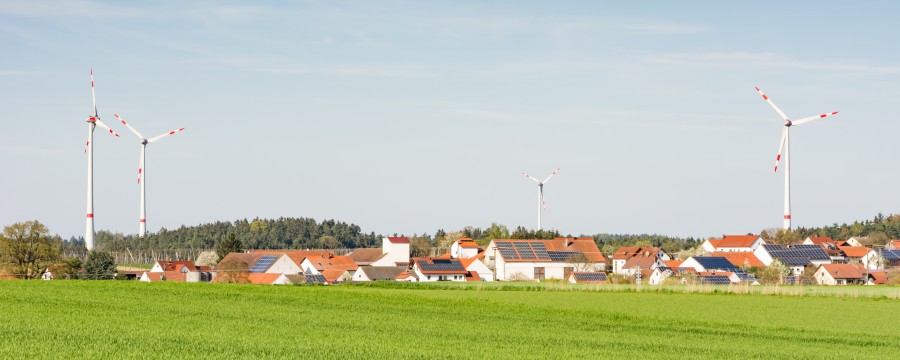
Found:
[647,52,900,75]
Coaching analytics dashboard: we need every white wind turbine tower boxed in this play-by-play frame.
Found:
[521,168,560,230]
[114,113,185,237]
[84,69,120,250]
[755,86,838,230]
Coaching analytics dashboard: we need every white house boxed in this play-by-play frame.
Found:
[348,237,411,267]
[485,238,606,281]
[702,235,765,253]
[845,237,866,247]
[679,256,739,273]
[451,238,480,259]
[460,256,494,281]
[754,244,831,275]
[814,264,866,285]
[352,266,407,282]
[610,247,669,275]
[145,260,212,283]
[411,258,467,282]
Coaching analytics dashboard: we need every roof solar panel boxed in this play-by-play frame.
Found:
[305,274,326,284]
[419,259,465,272]
[513,242,536,259]
[881,250,900,261]
[693,257,738,271]
[497,242,520,260]
[249,255,277,273]
[530,242,550,260]
[699,275,731,285]
[548,251,578,262]
[573,272,607,282]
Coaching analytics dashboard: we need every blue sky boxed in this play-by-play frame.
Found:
[1,1,897,240]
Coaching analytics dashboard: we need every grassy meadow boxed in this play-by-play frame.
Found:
[0,281,897,359]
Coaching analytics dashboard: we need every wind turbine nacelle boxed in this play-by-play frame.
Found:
[86,116,97,123]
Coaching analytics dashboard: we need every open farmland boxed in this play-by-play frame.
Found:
[0,282,898,359]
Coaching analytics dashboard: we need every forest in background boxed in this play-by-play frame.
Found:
[47,213,900,259]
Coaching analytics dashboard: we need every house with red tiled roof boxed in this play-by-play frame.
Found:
[451,238,480,259]
[814,263,867,285]
[610,247,669,275]
[710,252,765,268]
[459,255,493,281]
[838,246,879,269]
[411,258,468,282]
[395,271,417,282]
[300,254,358,276]
[142,260,212,282]
[485,238,606,281]
[867,270,888,285]
[886,240,900,250]
[702,234,765,253]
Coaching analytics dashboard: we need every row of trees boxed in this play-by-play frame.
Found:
[0,221,118,279]
[88,217,382,252]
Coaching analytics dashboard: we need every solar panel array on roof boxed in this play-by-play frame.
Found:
[777,257,811,266]
[514,242,537,259]
[692,256,738,271]
[305,274,327,284]
[881,249,900,261]
[531,242,550,259]
[418,259,465,272]
[249,255,277,273]
[497,242,519,260]
[699,275,731,285]
[733,271,757,282]
[573,272,607,282]
[495,241,558,261]
[548,250,578,262]
[763,244,830,262]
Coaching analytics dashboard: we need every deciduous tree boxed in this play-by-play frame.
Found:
[0,221,60,279]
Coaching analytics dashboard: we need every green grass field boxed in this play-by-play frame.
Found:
[0,281,897,359]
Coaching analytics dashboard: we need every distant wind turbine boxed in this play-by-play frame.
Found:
[755,86,838,230]
[115,113,185,237]
[84,69,120,250]
[521,168,560,230]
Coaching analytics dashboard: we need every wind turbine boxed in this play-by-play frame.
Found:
[521,168,560,230]
[755,86,838,230]
[114,113,185,237]
[84,69,120,250]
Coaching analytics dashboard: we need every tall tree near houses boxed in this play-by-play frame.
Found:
[0,221,61,279]
[216,233,243,262]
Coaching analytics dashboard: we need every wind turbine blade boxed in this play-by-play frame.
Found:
[93,119,120,137]
[90,68,97,117]
[115,113,145,140]
[791,111,839,126]
[774,127,787,173]
[148,127,185,143]
[541,167,560,184]
[521,172,540,183]
[755,86,789,122]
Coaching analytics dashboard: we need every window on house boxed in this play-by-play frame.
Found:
[534,267,545,280]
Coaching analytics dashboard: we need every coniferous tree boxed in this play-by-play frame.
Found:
[216,233,243,262]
